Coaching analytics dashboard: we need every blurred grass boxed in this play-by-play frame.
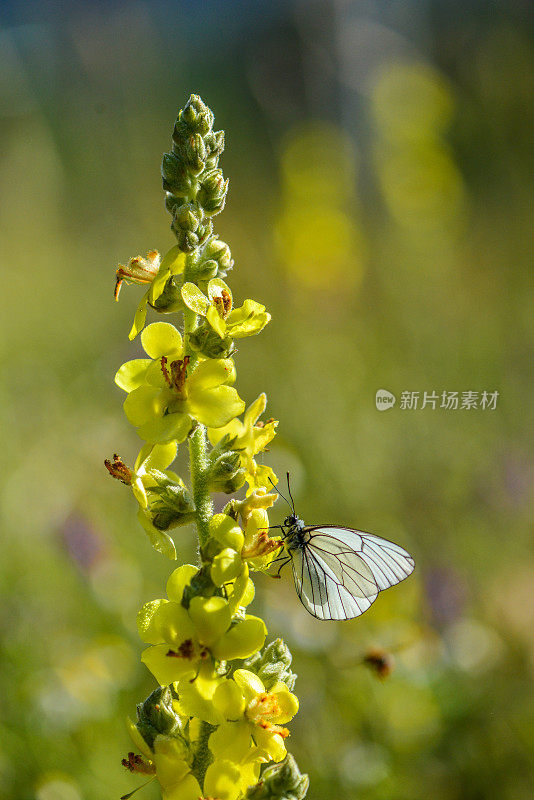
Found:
[0,2,533,799]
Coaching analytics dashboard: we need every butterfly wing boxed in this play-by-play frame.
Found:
[290,527,414,621]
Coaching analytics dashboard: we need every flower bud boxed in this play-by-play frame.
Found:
[146,473,195,530]
[161,152,196,196]
[204,129,225,170]
[197,169,229,217]
[246,754,309,800]
[173,202,200,232]
[205,236,232,268]
[149,274,185,313]
[135,686,183,750]
[208,451,246,494]
[244,638,297,691]
[171,203,204,252]
[182,132,207,175]
[179,94,214,135]
[189,323,234,359]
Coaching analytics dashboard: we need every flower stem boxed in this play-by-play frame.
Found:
[188,424,213,547]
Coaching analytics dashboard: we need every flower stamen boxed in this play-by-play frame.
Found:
[104,454,133,485]
[121,752,156,775]
[114,250,160,301]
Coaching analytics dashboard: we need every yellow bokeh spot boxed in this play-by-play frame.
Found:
[276,204,363,289]
[280,122,356,202]
[370,61,454,142]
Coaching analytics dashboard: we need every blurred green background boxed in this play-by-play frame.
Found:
[1,1,533,798]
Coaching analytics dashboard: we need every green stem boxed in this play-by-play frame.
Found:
[182,256,213,548]
[188,424,213,547]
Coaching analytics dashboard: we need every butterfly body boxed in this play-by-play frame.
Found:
[277,514,415,621]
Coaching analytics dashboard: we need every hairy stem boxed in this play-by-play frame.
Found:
[188,424,213,547]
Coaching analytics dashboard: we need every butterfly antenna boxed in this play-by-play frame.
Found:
[286,471,296,514]
[120,776,156,800]
[268,476,293,511]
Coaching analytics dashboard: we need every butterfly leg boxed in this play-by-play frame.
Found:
[268,556,291,578]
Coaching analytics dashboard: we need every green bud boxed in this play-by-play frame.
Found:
[183,132,207,175]
[173,202,200,232]
[196,259,219,281]
[136,686,183,750]
[171,203,205,252]
[146,472,195,530]
[189,323,234,359]
[165,191,181,216]
[149,274,185,313]
[161,152,196,197]
[202,237,233,273]
[196,218,214,246]
[204,129,225,170]
[197,168,229,217]
[244,638,297,691]
[246,755,309,800]
[208,451,246,494]
[179,94,214,135]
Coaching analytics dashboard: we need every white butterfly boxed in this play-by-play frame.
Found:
[281,517,415,620]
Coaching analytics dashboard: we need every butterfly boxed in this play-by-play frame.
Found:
[269,476,415,621]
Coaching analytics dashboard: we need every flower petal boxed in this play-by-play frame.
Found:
[209,514,245,552]
[212,683,246,722]
[137,509,177,559]
[175,664,223,724]
[137,599,169,644]
[137,412,192,444]
[160,772,202,800]
[181,282,210,315]
[243,393,267,428]
[153,601,196,647]
[126,717,154,760]
[188,596,231,647]
[212,616,267,661]
[231,313,271,339]
[166,564,199,603]
[188,385,245,428]
[206,305,226,338]
[129,292,149,340]
[211,548,244,587]
[141,322,183,359]
[204,759,243,800]
[141,441,178,472]
[124,385,164,426]
[141,644,195,684]
[115,359,151,392]
[254,728,287,762]
[233,669,266,700]
[188,358,236,391]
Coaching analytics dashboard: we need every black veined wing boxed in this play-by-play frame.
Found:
[289,526,415,621]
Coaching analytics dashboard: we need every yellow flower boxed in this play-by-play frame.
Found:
[208,394,278,492]
[115,321,245,443]
[153,736,202,800]
[114,246,187,341]
[138,565,266,687]
[181,279,271,340]
[209,669,299,766]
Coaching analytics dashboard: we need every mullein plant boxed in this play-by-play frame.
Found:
[106,95,309,800]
